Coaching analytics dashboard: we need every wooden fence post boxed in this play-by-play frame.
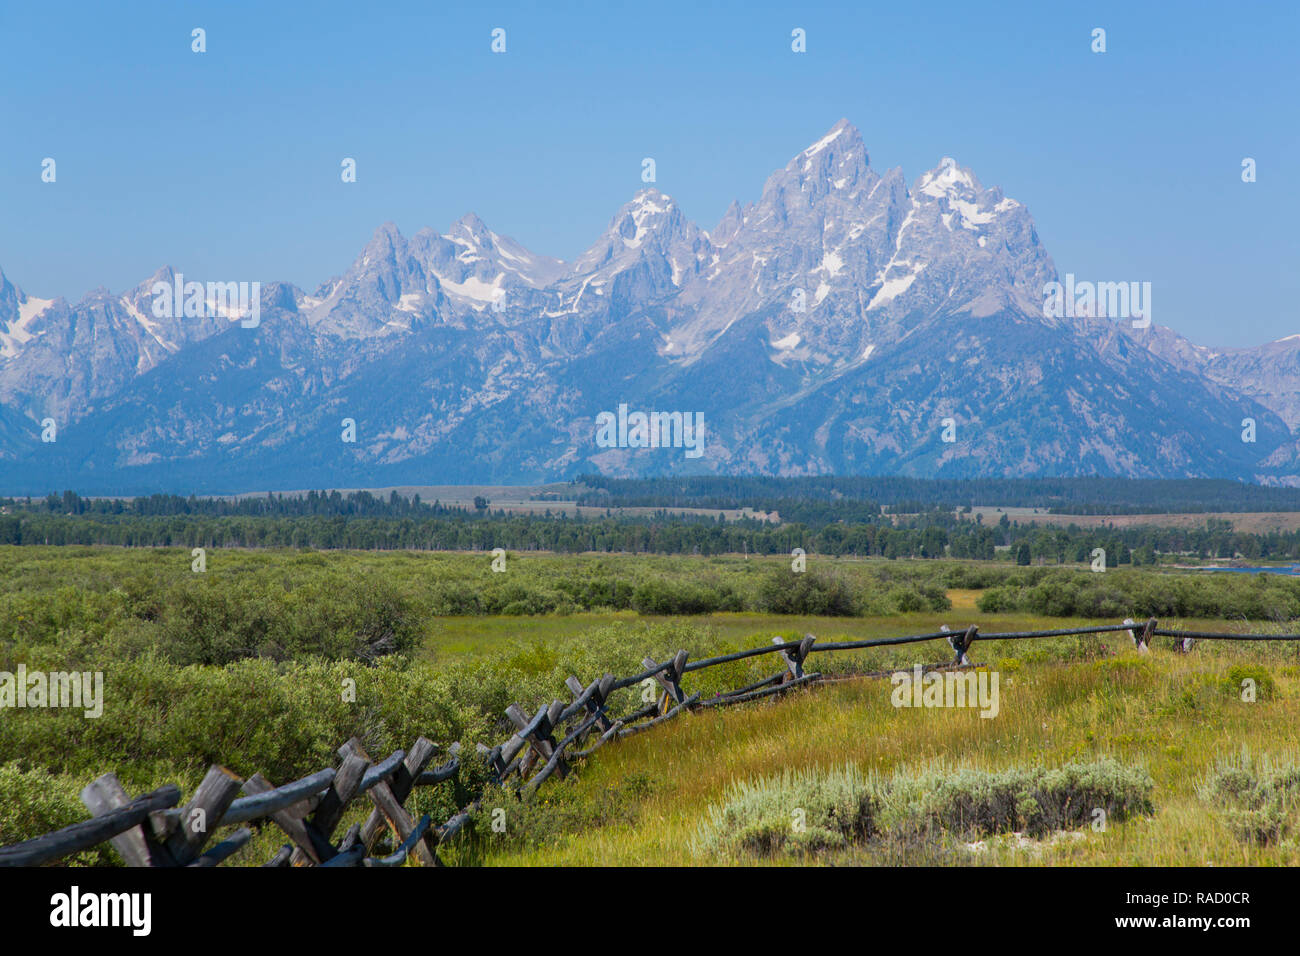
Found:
[339,738,437,867]
[566,673,616,740]
[948,625,978,665]
[242,773,324,864]
[1125,617,1157,652]
[356,737,438,852]
[491,709,540,782]
[642,650,689,713]
[505,704,539,777]
[290,750,369,866]
[80,773,176,867]
[165,765,244,865]
[774,634,815,681]
[505,702,568,780]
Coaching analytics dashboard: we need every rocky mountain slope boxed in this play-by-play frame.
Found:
[1,120,1294,494]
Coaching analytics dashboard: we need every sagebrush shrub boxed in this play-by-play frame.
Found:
[1201,751,1300,844]
[694,764,878,857]
[696,758,1154,858]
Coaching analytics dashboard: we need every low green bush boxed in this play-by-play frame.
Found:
[695,757,1154,858]
[1221,664,1275,701]
[695,764,878,856]
[632,579,743,615]
[756,569,859,616]
[976,568,1300,621]
[976,585,1020,613]
[0,763,118,866]
[880,758,1154,840]
[1201,751,1300,844]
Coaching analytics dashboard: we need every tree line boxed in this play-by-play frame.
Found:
[573,474,1300,515]
[3,504,1300,562]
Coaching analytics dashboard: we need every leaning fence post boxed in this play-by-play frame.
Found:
[642,650,689,713]
[1126,617,1157,653]
[290,750,369,866]
[541,700,569,779]
[505,702,568,780]
[356,737,439,854]
[948,625,978,665]
[505,704,539,777]
[80,773,175,867]
[165,765,244,866]
[494,706,537,781]
[242,773,323,864]
[338,739,435,866]
[774,634,815,681]
[566,673,616,739]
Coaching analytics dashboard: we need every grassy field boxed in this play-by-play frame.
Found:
[422,605,1050,661]
[228,483,775,522]
[2,545,1299,866]
[458,638,1300,867]
[970,506,1300,534]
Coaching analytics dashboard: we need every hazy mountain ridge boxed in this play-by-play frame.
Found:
[1,120,1295,494]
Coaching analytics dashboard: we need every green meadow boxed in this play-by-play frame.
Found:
[1,545,1298,865]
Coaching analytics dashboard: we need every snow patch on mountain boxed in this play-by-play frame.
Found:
[119,296,178,354]
[437,273,502,306]
[868,272,921,310]
[1,295,52,358]
[802,124,848,168]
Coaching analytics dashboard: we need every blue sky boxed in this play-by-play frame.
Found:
[1,0,1295,348]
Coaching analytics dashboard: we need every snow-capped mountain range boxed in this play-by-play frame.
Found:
[2,119,1296,494]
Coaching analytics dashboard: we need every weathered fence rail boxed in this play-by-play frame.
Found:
[2,616,1295,868]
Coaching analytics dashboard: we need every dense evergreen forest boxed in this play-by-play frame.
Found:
[3,486,1300,561]
[573,475,1300,515]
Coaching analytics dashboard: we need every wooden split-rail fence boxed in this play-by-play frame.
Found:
[2,616,1296,868]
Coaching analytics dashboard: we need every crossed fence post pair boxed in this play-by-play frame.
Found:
[67,735,456,868]
[1123,618,1181,652]
[478,701,570,783]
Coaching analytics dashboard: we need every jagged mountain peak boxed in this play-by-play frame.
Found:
[742,120,878,235]
[608,188,685,245]
[911,157,1022,225]
[2,118,1296,491]
[780,120,870,182]
[129,265,178,297]
[568,187,708,281]
[0,270,53,361]
[434,213,565,288]
[799,118,867,165]
[360,221,406,257]
[447,212,492,245]
[916,157,981,196]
